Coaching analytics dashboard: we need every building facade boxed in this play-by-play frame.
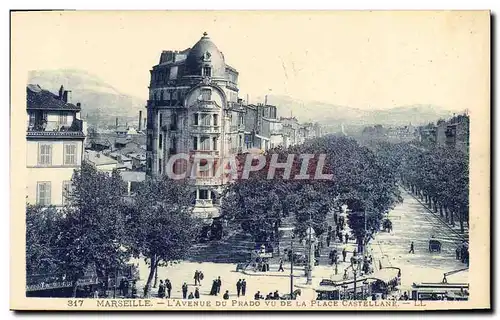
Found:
[26,84,85,207]
[146,32,245,218]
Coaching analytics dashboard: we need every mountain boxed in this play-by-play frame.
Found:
[28,69,145,128]
[263,94,453,129]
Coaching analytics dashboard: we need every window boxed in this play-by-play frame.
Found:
[64,143,77,165]
[213,137,218,151]
[160,91,164,101]
[169,66,178,80]
[239,114,244,125]
[38,143,52,165]
[201,114,211,126]
[29,112,35,126]
[201,89,212,101]
[37,182,51,206]
[203,66,212,77]
[194,113,199,126]
[171,113,178,130]
[159,113,163,127]
[199,189,209,200]
[159,134,163,149]
[200,136,210,150]
[159,158,163,174]
[239,135,242,147]
[62,181,72,205]
[193,137,198,150]
[59,113,68,126]
[213,114,218,126]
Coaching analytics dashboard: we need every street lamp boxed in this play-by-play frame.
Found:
[278,226,295,296]
[363,280,369,300]
[305,225,316,285]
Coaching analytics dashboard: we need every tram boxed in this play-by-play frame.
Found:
[315,267,401,300]
[410,282,469,301]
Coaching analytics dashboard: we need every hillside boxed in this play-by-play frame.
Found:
[28,69,145,128]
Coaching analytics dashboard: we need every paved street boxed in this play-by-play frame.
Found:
[132,187,468,300]
[371,187,468,290]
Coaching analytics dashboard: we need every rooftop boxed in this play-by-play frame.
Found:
[27,84,81,111]
[85,150,118,166]
[119,171,146,183]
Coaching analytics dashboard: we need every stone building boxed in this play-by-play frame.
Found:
[145,32,245,218]
[26,84,86,207]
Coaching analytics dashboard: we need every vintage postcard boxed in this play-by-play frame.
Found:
[10,10,490,311]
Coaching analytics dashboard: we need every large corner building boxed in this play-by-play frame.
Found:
[146,32,245,218]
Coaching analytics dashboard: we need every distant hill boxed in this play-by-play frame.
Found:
[28,69,453,131]
[262,94,453,130]
[28,69,145,128]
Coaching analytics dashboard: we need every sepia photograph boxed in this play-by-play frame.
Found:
[9,10,490,311]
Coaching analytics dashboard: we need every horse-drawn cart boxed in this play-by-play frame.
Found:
[428,239,442,253]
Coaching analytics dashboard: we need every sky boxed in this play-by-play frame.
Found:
[12,11,489,111]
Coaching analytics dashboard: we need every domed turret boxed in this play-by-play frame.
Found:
[185,32,225,78]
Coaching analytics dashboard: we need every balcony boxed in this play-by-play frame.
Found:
[189,150,220,157]
[189,176,223,186]
[26,119,85,139]
[195,199,215,208]
[162,123,179,131]
[147,100,181,108]
[191,125,221,134]
[192,100,219,110]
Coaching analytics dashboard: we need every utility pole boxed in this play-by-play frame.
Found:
[290,235,294,296]
[353,268,357,300]
[306,211,313,285]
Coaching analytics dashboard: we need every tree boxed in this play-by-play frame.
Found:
[128,175,201,297]
[26,205,63,277]
[57,161,129,297]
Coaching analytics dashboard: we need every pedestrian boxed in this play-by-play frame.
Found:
[339,232,343,243]
[342,248,347,262]
[118,278,125,297]
[326,235,331,247]
[216,276,222,294]
[278,259,284,272]
[345,233,349,244]
[182,282,188,299]
[273,290,280,300]
[254,291,262,300]
[210,279,217,296]
[158,280,165,298]
[241,279,247,296]
[194,287,200,299]
[131,280,138,298]
[456,247,461,260]
[165,279,172,298]
[223,290,230,300]
[188,292,194,299]
[236,279,242,297]
[123,278,129,297]
[194,270,200,286]
[409,242,415,254]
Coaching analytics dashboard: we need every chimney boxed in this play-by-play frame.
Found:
[59,85,64,99]
[76,102,81,107]
[138,110,143,131]
[62,90,72,103]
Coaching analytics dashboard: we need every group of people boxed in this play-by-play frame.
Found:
[455,243,470,265]
[118,278,138,298]
[209,276,222,296]
[328,247,349,265]
[253,290,280,300]
[182,282,200,299]
[157,279,172,298]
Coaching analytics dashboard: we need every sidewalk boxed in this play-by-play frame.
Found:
[401,187,469,241]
